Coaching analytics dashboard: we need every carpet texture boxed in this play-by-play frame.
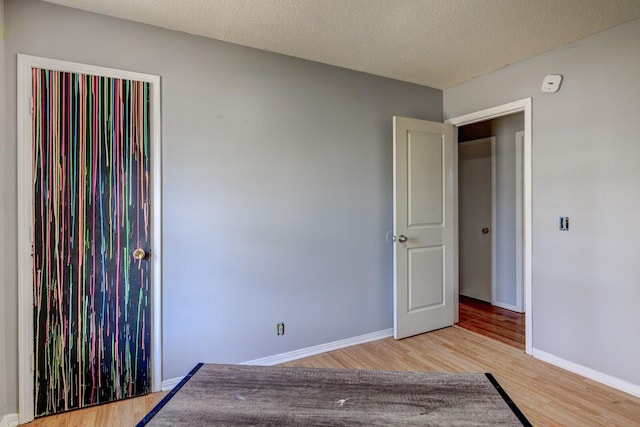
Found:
[139,364,530,426]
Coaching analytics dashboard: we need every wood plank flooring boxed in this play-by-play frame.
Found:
[284,327,640,426]
[458,295,525,350]
[22,327,640,426]
[21,392,166,427]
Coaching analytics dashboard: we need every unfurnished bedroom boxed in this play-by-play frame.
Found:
[1,1,640,426]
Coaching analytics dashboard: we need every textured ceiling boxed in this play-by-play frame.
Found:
[41,0,640,89]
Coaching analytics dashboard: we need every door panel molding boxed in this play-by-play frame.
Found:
[407,130,444,227]
[17,55,162,423]
[447,98,532,355]
[407,245,445,311]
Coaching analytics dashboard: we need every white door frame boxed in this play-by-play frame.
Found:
[514,131,525,313]
[458,137,496,305]
[16,54,163,423]
[447,98,532,355]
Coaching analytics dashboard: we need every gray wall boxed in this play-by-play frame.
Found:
[491,114,523,308]
[446,18,640,386]
[0,0,7,420]
[2,0,442,412]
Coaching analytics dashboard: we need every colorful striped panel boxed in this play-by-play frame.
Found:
[32,68,151,416]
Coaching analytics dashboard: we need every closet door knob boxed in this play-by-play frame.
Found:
[132,248,147,260]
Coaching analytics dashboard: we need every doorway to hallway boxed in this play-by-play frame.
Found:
[457,112,525,350]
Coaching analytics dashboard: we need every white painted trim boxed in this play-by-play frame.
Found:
[452,127,460,323]
[0,8,6,427]
[149,63,164,396]
[522,100,533,357]
[161,329,394,392]
[447,99,528,126]
[514,131,525,313]
[492,301,520,313]
[0,414,19,427]
[17,55,163,424]
[244,328,394,366]
[447,98,533,356]
[17,54,35,426]
[161,377,183,392]
[490,138,497,309]
[532,348,640,398]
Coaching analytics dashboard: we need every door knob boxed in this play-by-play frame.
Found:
[132,248,147,260]
[482,228,490,234]
[397,234,408,243]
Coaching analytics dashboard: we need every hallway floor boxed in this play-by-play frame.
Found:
[457,295,525,350]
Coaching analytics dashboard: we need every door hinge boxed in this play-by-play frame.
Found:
[31,352,35,372]
[29,98,34,115]
[29,226,34,257]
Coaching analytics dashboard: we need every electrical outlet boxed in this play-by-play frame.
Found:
[276,323,285,336]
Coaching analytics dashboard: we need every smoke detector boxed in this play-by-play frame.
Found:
[542,74,563,93]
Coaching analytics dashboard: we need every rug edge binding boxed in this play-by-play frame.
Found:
[161,328,393,391]
[138,363,204,426]
[485,373,532,427]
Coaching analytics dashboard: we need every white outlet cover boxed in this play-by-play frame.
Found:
[542,74,563,93]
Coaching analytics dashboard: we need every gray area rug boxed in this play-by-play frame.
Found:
[138,364,530,426]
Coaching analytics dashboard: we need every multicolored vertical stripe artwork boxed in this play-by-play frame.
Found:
[32,68,151,416]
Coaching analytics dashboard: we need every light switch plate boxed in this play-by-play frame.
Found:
[559,216,569,231]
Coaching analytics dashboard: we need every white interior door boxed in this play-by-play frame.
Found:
[393,116,454,339]
[458,138,494,303]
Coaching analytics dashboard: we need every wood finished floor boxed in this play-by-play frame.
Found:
[22,392,167,427]
[22,327,640,426]
[457,295,525,350]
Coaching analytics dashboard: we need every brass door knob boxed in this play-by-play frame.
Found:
[132,248,147,260]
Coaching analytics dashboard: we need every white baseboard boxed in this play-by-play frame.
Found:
[492,301,522,313]
[0,414,19,427]
[161,328,394,391]
[161,377,183,391]
[532,348,640,398]
[242,328,394,366]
